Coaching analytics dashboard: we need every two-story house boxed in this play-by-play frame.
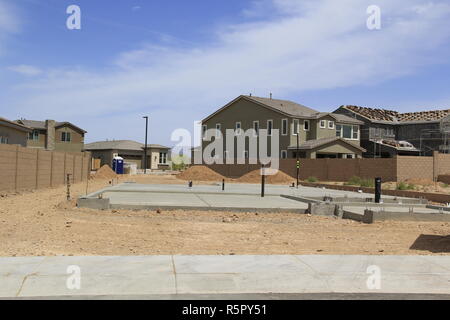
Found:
[333,105,450,157]
[200,95,365,162]
[16,119,87,153]
[0,117,32,147]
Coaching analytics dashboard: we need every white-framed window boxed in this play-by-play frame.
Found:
[328,121,335,129]
[320,120,326,128]
[281,119,288,136]
[336,124,359,140]
[267,120,273,136]
[61,132,71,142]
[215,123,221,138]
[253,121,259,137]
[281,150,288,159]
[235,122,242,135]
[292,119,299,135]
[352,125,359,140]
[159,152,168,164]
[304,120,310,131]
[202,125,207,140]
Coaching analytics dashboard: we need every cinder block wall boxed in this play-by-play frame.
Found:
[0,144,91,192]
[200,155,450,182]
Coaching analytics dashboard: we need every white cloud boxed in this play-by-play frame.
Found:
[4,0,450,144]
[8,64,42,76]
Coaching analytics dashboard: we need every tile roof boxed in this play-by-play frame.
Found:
[342,105,450,123]
[84,140,170,151]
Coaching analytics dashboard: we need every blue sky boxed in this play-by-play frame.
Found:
[1,0,450,147]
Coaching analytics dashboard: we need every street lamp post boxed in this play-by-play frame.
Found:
[143,116,149,174]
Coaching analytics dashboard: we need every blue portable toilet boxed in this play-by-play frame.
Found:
[112,156,124,174]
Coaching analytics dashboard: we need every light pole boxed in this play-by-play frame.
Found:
[143,116,149,174]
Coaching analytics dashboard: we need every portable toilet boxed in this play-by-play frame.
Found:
[112,156,124,174]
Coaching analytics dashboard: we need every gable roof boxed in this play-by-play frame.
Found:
[17,119,87,133]
[0,117,32,132]
[310,112,363,125]
[202,95,318,123]
[84,140,170,151]
[288,136,366,152]
[340,105,450,124]
[202,95,362,124]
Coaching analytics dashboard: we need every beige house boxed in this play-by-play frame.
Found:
[84,140,171,170]
[0,117,32,147]
[16,119,87,153]
[201,95,365,160]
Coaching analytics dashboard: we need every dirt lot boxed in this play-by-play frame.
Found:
[0,174,449,257]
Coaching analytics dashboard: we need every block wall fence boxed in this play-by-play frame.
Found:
[203,152,450,182]
[0,144,91,192]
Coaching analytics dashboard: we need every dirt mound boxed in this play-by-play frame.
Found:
[236,169,295,185]
[92,165,117,180]
[177,165,225,181]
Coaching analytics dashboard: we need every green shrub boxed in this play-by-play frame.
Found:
[306,176,318,183]
[345,176,362,186]
[397,182,415,191]
[345,176,374,188]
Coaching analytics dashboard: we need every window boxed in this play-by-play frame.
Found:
[336,125,342,137]
[328,121,335,129]
[336,124,359,140]
[159,152,167,164]
[28,130,39,141]
[352,126,359,140]
[253,121,259,137]
[267,120,273,136]
[281,119,288,136]
[293,119,299,135]
[281,150,288,159]
[202,125,207,140]
[61,132,71,142]
[304,120,310,131]
[0,136,8,144]
[235,122,242,135]
[320,120,326,128]
[215,123,221,138]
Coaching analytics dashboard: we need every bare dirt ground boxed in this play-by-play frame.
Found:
[0,174,449,257]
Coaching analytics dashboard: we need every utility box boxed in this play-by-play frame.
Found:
[112,156,124,174]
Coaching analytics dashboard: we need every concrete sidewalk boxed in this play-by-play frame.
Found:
[1,255,449,299]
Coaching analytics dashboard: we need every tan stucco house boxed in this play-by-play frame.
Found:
[16,119,87,153]
[84,140,171,170]
[0,117,32,147]
[200,95,365,161]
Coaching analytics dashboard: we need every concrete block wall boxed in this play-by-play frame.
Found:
[0,144,91,192]
[203,154,450,182]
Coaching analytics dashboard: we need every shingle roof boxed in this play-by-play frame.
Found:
[17,119,87,133]
[288,137,366,152]
[245,96,318,117]
[342,105,450,123]
[84,140,170,151]
[0,117,32,132]
[310,112,363,125]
